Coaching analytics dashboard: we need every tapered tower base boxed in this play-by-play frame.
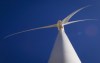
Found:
[48,28,81,63]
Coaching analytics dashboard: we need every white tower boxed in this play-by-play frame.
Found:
[48,27,81,63]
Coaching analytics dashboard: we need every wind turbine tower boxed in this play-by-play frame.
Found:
[48,21,81,63]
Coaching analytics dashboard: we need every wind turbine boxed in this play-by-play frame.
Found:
[4,6,95,63]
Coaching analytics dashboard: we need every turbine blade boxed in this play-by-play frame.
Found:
[64,19,96,25]
[4,24,57,39]
[62,6,90,24]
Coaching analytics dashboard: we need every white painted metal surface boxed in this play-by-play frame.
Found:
[48,28,81,63]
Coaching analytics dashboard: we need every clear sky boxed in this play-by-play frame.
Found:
[0,0,100,63]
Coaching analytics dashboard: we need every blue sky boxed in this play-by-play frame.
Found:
[0,0,100,63]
